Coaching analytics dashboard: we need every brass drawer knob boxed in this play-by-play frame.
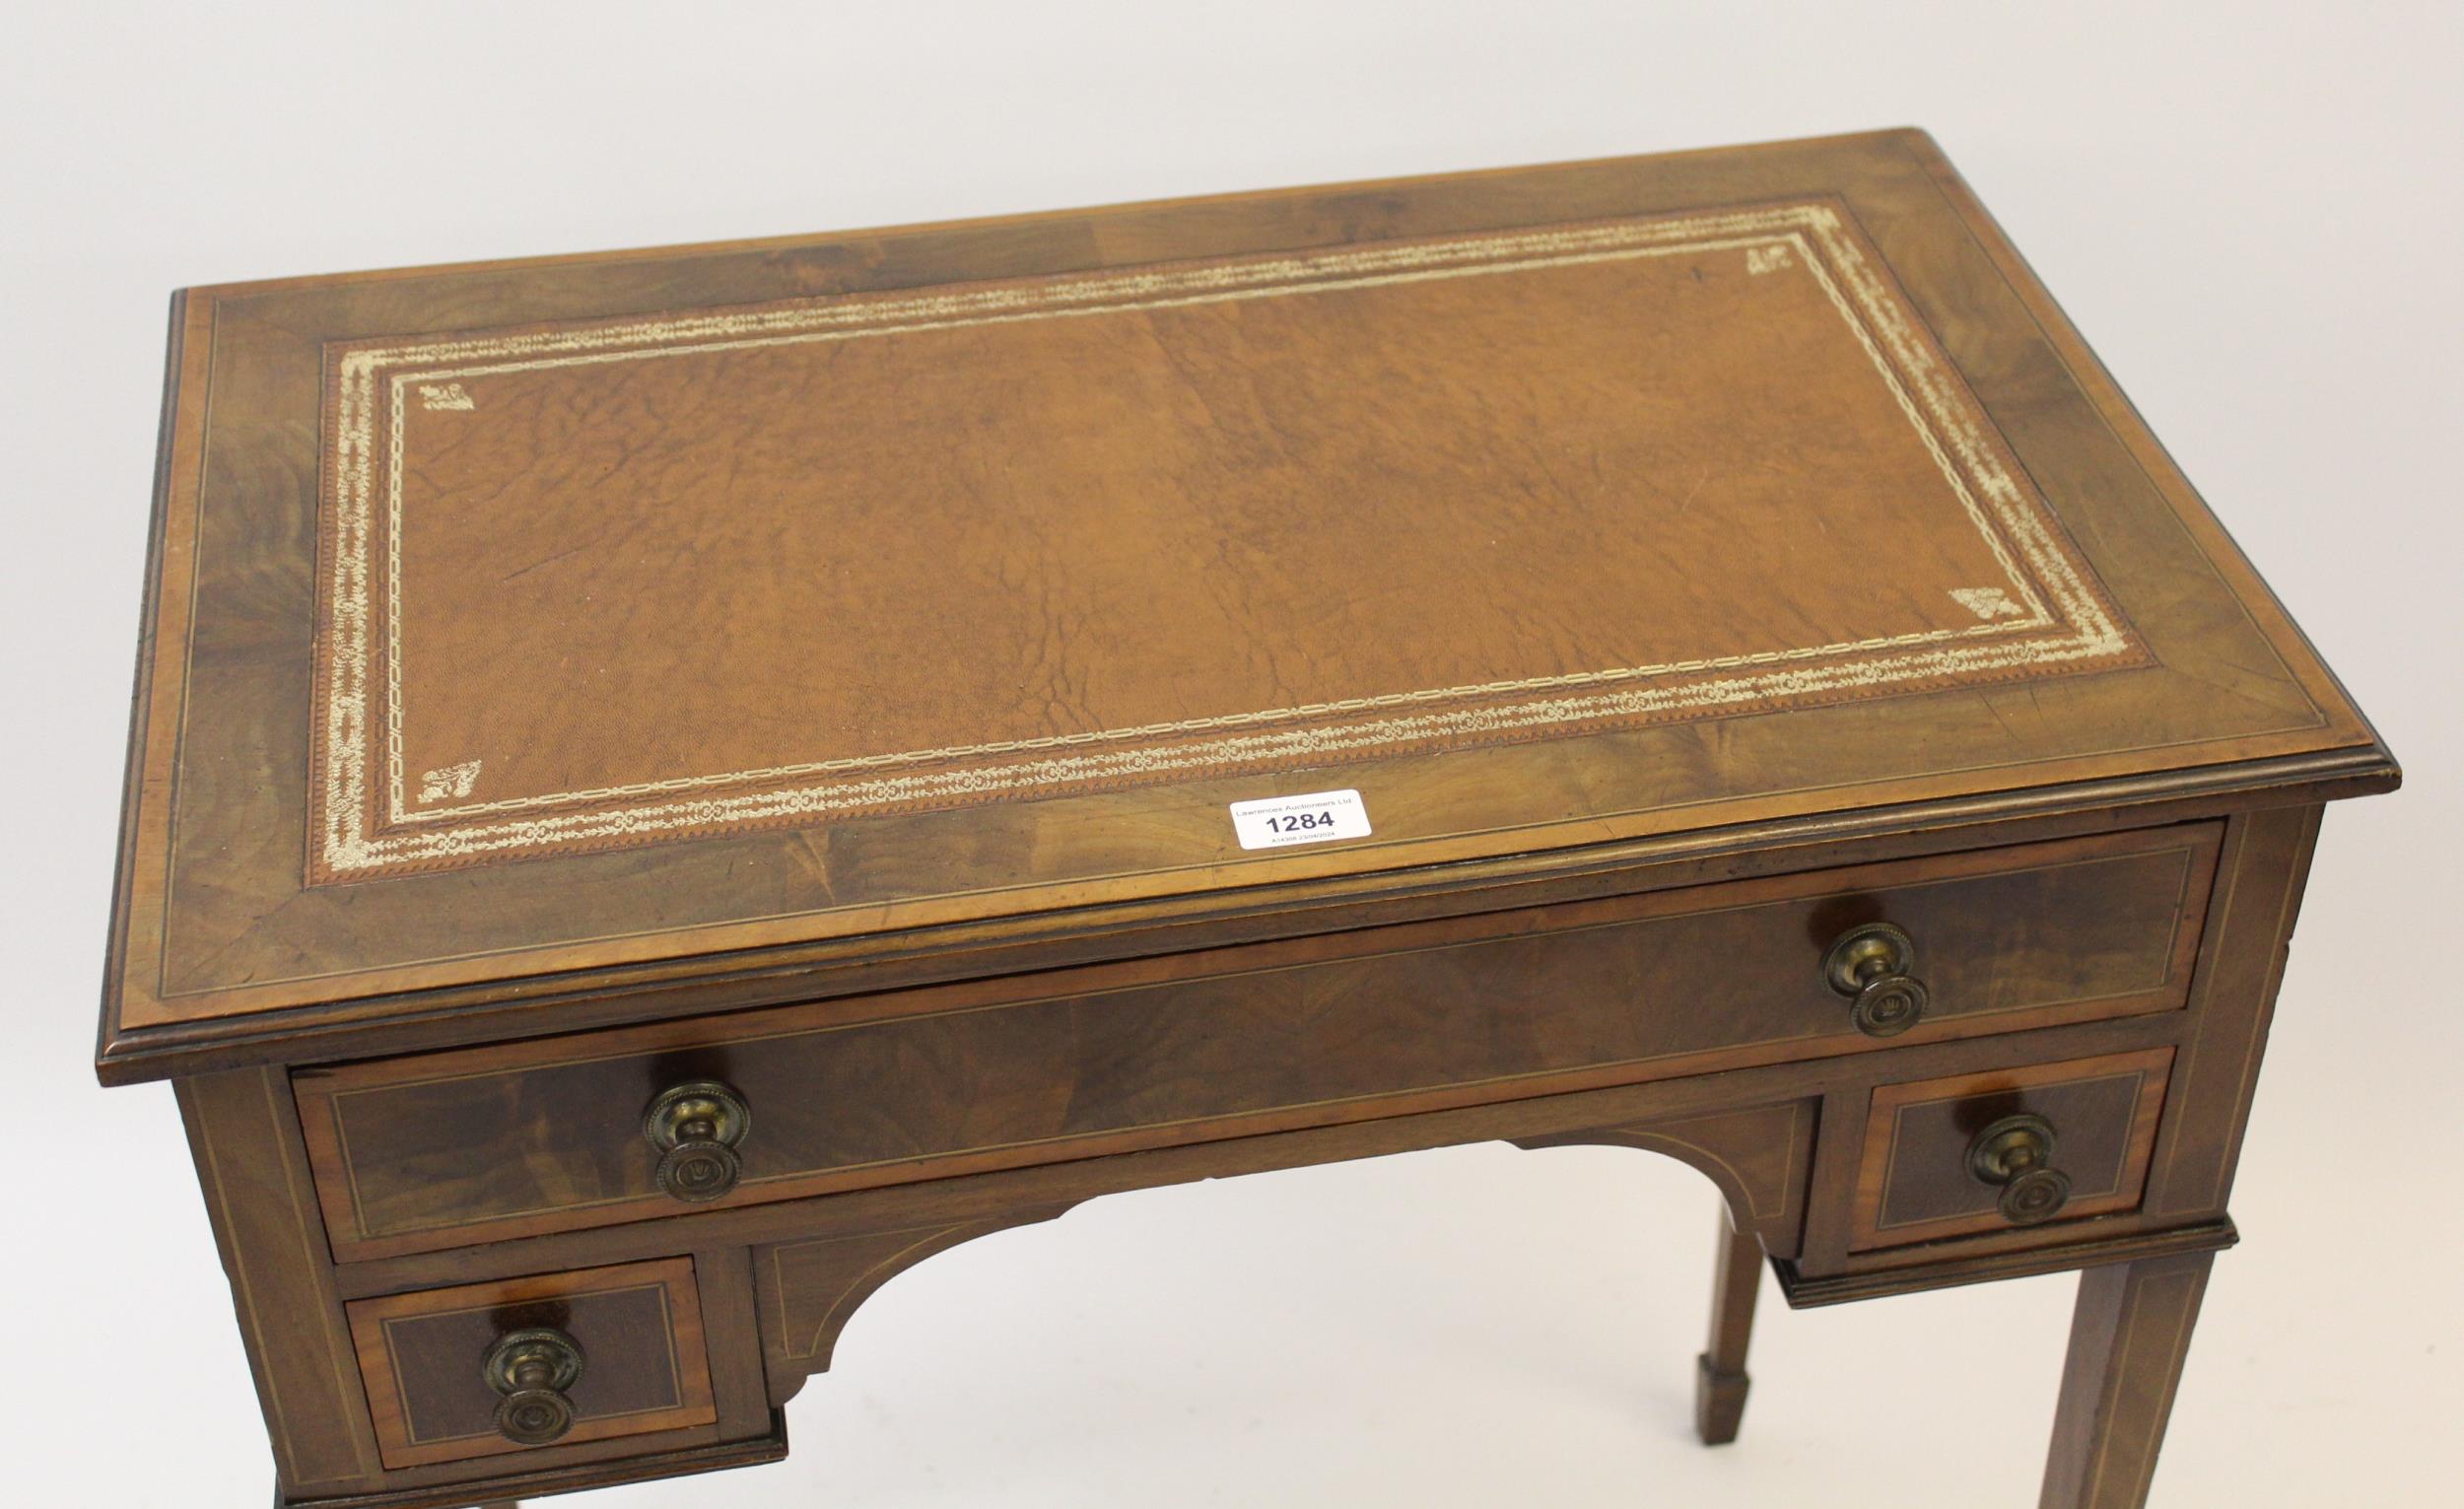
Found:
[1967,1112,2073,1225]
[483,1327,584,1446]
[1821,922,1929,1037]
[644,1078,752,1202]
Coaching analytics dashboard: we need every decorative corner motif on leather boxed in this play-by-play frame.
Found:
[417,761,482,802]
[1951,587,2028,621]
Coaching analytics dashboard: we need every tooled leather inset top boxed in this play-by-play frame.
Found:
[308,199,2142,881]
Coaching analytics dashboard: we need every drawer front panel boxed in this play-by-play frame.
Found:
[301,824,2218,1259]
[1850,1048,2174,1252]
[345,1258,716,1470]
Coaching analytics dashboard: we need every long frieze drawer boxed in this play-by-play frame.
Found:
[297,823,2220,1259]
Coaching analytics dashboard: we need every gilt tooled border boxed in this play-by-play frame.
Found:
[313,201,2139,878]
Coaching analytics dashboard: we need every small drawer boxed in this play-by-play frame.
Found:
[1849,1049,2173,1252]
[345,1258,717,1470]
[300,823,2218,1260]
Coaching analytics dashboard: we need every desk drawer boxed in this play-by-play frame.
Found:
[1849,1049,2174,1252]
[344,1258,718,1470]
[299,823,2219,1260]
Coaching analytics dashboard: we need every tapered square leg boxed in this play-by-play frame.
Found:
[2039,1252,2216,1509]
[1694,1204,1763,1445]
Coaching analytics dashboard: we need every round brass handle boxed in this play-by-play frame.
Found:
[1967,1112,2074,1226]
[1821,922,1929,1038]
[644,1078,752,1202]
[482,1327,584,1447]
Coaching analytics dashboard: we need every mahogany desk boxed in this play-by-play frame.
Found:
[97,130,2394,1507]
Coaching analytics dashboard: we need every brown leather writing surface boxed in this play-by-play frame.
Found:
[317,202,2134,879]
[98,130,2387,1074]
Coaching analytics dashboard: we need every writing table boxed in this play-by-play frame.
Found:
[98,129,2395,1507]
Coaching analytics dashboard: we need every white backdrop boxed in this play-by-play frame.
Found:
[4,4,2458,1504]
